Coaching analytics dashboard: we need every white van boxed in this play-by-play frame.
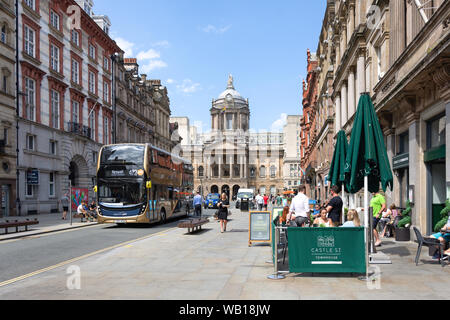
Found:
[236,188,254,209]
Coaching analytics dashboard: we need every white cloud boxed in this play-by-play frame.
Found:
[137,49,160,61]
[114,37,135,57]
[271,113,288,132]
[166,79,175,84]
[202,24,232,34]
[153,40,170,48]
[177,79,201,94]
[141,60,168,73]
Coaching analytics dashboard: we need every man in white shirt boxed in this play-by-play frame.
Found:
[255,194,264,211]
[288,185,310,227]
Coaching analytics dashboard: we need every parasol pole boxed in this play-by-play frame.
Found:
[342,188,346,225]
[364,175,369,274]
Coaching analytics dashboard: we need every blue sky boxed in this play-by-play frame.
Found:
[94,0,327,132]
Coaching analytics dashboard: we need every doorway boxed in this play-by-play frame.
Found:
[427,161,445,234]
[1,185,10,217]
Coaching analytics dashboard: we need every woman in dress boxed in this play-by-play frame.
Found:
[217,193,230,233]
[314,209,331,227]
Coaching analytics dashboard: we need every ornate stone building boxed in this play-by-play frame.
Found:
[310,0,449,235]
[0,0,16,217]
[114,57,155,146]
[300,50,319,199]
[17,0,121,215]
[172,75,285,199]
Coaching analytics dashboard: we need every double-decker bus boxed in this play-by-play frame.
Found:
[96,143,193,225]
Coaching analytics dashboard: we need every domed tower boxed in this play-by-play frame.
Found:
[211,75,250,132]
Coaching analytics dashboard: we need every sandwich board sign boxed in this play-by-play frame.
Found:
[249,211,272,247]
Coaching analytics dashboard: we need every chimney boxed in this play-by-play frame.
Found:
[141,74,147,82]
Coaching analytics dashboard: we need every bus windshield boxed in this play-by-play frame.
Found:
[98,177,146,206]
[100,145,145,166]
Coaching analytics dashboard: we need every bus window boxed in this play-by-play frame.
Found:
[169,188,174,200]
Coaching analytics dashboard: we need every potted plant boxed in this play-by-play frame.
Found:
[434,199,450,232]
[395,200,412,242]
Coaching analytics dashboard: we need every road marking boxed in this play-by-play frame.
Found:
[0,224,101,244]
[0,226,178,288]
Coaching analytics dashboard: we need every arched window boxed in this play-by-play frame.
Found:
[260,166,266,178]
[270,166,276,178]
[250,166,256,178]
[1,24,7,44]
[198,166,204,177]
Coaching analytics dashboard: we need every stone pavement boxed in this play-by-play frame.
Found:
[0,213,97,241]
[0,207,449,300]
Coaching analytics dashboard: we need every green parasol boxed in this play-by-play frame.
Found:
[329,130,349,192]
[344,94,393,195]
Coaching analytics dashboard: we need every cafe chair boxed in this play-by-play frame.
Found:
[413,227,445,267]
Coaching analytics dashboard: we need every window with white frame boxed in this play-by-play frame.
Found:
[89,71,95,93]
[89,43,96,60]
[49,172,55,197]
[50,44,59,72]
[25,77,35,121]
[71,59,79,84]
[51,90,60,129]
[26,134,35,150]
[24,0,35,10]
[71,30,79,46]
[50,10,60,30]
[104,116,109,144]
[103,81,109,102]
[72,101,79,123]
[103,57,109,70]
[89,110,96,139]
[24,25,35,57]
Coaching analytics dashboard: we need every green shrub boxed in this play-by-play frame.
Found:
[434,199,450,233]
[397,200,412,228]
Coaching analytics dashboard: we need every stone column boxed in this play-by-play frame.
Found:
[218,155,222,179]
[349,5,355,39]
[357,51,366,96]
[335,94,341,134]
[341,82,348,128]
[384,129,395,206]
[408,116,421,229]
[348,67,356,120]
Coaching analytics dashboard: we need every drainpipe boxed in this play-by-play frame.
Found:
[414,0,429,24]
[15,0,21,216]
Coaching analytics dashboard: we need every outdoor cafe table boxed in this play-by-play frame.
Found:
[286,227,366,274]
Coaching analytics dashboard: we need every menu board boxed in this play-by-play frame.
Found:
[248,211,272,246]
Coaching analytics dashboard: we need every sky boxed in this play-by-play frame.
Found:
[94,0,327,133]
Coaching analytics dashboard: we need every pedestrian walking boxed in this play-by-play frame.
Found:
[371,191,386,247]
[326,185,343,227]
[287,186,310,227]
[263,194,269,210]
[255,194,264,211]
[217,193,230,233]
[193,191,203,217]
[60,192,70,220]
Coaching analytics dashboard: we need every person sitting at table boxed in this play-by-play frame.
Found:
[341,209,361,227]
[280,206,290,226]
[379,204,400,238]
[313,209,330,227]
[429,213,450,260]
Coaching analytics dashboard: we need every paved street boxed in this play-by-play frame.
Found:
[0,205,449,300]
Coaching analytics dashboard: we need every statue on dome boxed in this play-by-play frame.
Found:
[227,74,234,89]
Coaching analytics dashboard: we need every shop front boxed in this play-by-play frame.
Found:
[425,113,446,234]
